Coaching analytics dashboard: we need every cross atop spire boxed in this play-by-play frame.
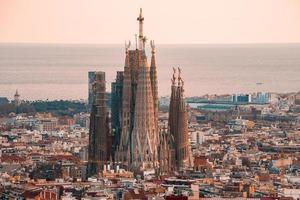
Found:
[137,8,145,50]
[137,8,144,21]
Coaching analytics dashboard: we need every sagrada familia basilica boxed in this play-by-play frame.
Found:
[88,9,192,177]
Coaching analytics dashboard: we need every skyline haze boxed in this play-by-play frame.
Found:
[1,0,300,44]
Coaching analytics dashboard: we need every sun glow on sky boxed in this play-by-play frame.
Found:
[1,0,300,44]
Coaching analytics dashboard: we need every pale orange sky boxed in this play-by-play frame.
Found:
[0,0,300,44]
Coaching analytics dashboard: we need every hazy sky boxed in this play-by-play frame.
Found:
[1,0,300,44]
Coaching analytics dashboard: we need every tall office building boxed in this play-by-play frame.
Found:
[88,71,96,110]
[88,72,111,176]
[111,71,124,159]
[116,9,159,174]
[168,68,192,170]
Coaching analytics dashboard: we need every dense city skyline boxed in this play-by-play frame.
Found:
[1,5,300,199]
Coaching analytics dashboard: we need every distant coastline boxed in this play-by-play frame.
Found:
[0,43,299,100]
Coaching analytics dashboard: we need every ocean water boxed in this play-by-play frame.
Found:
[0,43,299,100]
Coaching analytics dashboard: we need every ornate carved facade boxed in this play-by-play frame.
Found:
[168,68,192,170]
[116,9,159,174]
[158,125,176,175]
[112,9,191,175]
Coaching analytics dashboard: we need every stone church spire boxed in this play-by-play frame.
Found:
[168,68,192,170]
[176,68,190,168]
[169,68,178,145]
[131,52,158,172]
[115,9,159,174]
[150,40,158,134]
[117,41,132,166]
[14,89,21,106]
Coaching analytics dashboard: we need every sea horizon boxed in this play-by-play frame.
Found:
[0,43,299,100]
